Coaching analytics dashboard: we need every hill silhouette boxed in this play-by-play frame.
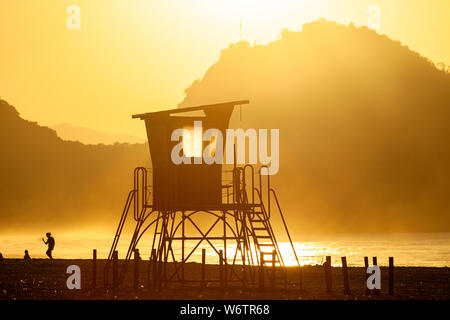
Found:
[0,99,148,231]
[179,20,450,234]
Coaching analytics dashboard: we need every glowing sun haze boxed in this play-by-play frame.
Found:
[0,0,449,138]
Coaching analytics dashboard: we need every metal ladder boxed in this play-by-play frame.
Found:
[248,208,283,268]
[104,167,150,289]
[236,165,300,286]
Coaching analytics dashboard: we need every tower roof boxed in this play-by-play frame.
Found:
[132,100,249,119]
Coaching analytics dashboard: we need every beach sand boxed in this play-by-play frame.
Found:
[0,259,448,300]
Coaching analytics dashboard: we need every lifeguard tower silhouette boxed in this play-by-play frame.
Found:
[104,100,300,290]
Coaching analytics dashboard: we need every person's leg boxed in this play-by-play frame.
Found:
[46,249,52,259]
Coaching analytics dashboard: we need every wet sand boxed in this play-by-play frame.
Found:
[0,259,448,300]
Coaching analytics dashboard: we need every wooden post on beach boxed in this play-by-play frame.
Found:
[364,256,370,295]
[372,256,380,296]
[299,265,303,291]
[341,256,350,295]
[324,256,332,293]
[134,248,140,291]
[259,251,265,289]
[92,249,97,290]
[389,257,394,296]
[151,249,157,289]
[157,250,162,290]
[164,248,169,289]
[112,250,118,295]
[219,250,224,289]
[201,249,206,288]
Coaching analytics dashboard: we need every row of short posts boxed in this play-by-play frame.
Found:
[92,249,371,294]
[92,249,141,295]
[324,255,395,296]
[99,248,273,291]
[101,248,224,292]
[93,248,291,293]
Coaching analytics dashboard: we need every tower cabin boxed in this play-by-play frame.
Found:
[132,100,249,211]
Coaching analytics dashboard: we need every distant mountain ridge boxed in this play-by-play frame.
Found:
[0,99,148,230]
[51,123,145,145]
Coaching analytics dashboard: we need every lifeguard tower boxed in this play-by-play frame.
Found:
[104,100,300,290]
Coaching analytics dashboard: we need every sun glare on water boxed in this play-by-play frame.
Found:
[3,233,449,267]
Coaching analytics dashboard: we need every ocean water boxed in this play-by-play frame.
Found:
[1,232,449,267]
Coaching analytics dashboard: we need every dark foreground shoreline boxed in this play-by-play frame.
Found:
[0,259,448,300]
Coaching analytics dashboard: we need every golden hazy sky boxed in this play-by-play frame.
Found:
[0,0,449,137]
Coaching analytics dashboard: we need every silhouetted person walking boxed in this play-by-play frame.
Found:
[42,232,55,259]
[24,250,31,261]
